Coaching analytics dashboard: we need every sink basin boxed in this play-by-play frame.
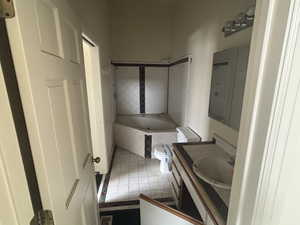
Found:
[193,156,233,190]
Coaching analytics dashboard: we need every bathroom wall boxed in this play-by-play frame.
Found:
[168,61,190,125]
[170,0,255,146]
[110,0,172,62]
[67,0,115,173]
[115,66,168,114]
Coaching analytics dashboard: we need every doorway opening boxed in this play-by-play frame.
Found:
[82,34,106,199]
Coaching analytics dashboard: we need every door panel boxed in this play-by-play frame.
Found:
[36,0,63,57]
[6,0,99,224]
[0,146,26,225]
[64,21,80,64]
[0,65,34,225]
[65,80,92,169]
[47,81,78,195]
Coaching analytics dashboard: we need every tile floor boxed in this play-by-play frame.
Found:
[104,148,173,203]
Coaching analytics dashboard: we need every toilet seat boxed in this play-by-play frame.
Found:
[153,144,172,173]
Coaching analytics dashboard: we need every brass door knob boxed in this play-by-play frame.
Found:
[92,157,101,164]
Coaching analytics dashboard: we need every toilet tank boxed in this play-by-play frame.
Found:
[176,127,200,143]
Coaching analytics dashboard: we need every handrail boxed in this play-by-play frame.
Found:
[139,194,204,225]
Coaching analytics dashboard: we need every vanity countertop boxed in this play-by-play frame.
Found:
[183,144,231,206]
[172,141,230,225]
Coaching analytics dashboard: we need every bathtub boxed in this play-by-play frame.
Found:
[114,114,177,158]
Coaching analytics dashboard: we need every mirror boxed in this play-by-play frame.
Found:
[208,46,250,130]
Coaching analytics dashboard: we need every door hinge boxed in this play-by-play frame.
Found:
[30,210,55,225]
[0,0,15,18]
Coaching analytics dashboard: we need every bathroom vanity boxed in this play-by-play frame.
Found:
[170,140,234,225]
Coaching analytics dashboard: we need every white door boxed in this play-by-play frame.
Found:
[140,194,203,225]
[0,64,34,225]
[6,0,99,224]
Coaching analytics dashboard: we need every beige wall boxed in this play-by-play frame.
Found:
[67,0,115,173]
[110,0,172,62]
[171,0,255,145]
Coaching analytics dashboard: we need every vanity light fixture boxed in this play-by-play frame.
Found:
[222,5,255,37]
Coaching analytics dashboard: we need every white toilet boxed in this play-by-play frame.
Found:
[153,127,200,173]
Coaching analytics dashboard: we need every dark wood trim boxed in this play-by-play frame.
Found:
[177,139,215,147]
[111,62,169,67]
[169,57,190,67]
[172,143,227,225]
[171,162,182,187]
[172,161,181,176]
[82,35,96,47]
[140,194,203,225]
[0,19,43,214]
[170,180,179,199]
[111,57,190,68]
[171,170,180,188]
[213,62,229,67]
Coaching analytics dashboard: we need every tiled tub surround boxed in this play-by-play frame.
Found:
[101,148,173,204]
[114,114,177,158]
[114,65,168,115]
[113,58,190,116]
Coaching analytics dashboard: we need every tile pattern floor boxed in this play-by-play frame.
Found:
[105,148,172,203]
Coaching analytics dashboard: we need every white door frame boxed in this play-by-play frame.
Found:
[228,0,300,224]
[82,34,108,174]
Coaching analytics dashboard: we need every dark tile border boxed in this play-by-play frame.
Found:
[112,62,169,67]
[169,57,190,67]
[139,65,145,113]
[144,135,152,158]
[99,147,117,203]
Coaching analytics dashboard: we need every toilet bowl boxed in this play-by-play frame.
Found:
[153,144,172,173]
[153,127,200,174]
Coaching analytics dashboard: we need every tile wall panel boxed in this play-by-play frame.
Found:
[168,62,190,125]
[115,66,140,114]
[145,67,168,114]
